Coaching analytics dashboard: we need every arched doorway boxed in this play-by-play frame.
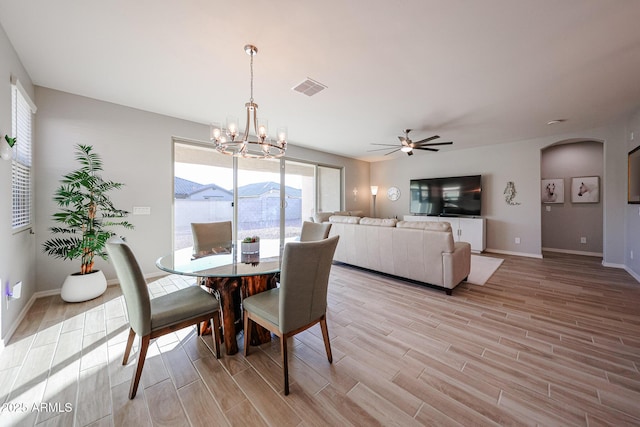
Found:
[540,140,604,257]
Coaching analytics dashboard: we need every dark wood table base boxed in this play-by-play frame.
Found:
[203,273,277,355]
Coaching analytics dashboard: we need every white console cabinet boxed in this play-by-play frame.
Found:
[403,215,486,253]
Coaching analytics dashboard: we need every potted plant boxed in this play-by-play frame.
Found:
[240,236,260,265]
[42,144,133,302]
[1,135,16,160]
[241,236,260,253]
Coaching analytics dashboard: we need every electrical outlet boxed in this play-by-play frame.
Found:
[515,237,521,244]
[546,205,551,212]
[580,237,587,244]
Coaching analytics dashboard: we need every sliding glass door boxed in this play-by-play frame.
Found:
[173,142,233,250]
[173,139,342,252]
[237,157,282,257]
[284,160,316,241]
[318,165,341,213]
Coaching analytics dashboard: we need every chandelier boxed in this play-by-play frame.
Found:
[210,44,287,158]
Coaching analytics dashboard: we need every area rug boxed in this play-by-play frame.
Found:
[466,255,504,285]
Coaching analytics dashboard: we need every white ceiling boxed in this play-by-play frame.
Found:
[1,0,640,161]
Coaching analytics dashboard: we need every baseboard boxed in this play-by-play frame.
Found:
[484,248,543,259]
[1,271,166,349]
[602,261,626,269]
[1,292,38,349]
[542,247,603,257]
[622,265,640,283]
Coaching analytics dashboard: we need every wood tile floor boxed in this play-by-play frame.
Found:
[1,252,639,426]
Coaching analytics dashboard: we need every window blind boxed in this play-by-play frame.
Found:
[11,81,35,230]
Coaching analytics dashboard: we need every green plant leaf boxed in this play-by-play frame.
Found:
[42,144,134,273]
[4,135,16,148]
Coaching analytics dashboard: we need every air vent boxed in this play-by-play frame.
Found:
[292,78,327,97]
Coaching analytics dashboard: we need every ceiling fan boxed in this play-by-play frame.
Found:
[368,129,453,156]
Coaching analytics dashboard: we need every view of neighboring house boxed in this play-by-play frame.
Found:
[174,177,303,248]
[174,177,233,201]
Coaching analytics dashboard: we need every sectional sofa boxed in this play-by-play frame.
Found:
[326,215,471,294]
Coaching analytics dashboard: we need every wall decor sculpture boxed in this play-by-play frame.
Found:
[504,181,521,205]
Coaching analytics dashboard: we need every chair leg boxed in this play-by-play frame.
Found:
[129,335,150,399]
[281,335,289,395]
[122,328,136,365]
[243,311,251,356]
[211,311,222,359]
[319,316,333,363]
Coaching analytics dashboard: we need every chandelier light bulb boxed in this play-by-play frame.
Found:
[210,123,221,141]
[226,117,238,140]
[277,127,287,144]
[258,119,268,141]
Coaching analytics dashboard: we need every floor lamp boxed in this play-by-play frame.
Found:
[371,186,378,218]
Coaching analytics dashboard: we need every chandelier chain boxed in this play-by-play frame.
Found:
[249,51,254,104]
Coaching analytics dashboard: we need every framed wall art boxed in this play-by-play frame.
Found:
[629,145,640,203]
[541,178,564,203]
[571,176,599,203]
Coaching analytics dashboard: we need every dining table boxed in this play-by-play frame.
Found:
[156,243,281,355]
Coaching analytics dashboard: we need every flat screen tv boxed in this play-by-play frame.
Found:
[410,175,482,217]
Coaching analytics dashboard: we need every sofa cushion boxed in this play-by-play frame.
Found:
[329,215,361,224]
[314,210,364,223]
[359,217,398,227]
[396,220,452,232]
[313,212,334,223]
[333,210,364,217]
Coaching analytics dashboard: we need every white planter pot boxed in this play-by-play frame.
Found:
[0,143,12,160]
[60,270,107,302]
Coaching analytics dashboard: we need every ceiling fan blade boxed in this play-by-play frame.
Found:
[368,147,402,152]
[398,136,408,144]
[370,143,402,147]
[413,147,439,152]
[414,141,453,147]
[412,135,440,145]
[384,148,402,155]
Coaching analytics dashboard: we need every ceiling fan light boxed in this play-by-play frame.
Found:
[401,146,413,153]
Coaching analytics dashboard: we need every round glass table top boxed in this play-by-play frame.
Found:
[156,245,281,278]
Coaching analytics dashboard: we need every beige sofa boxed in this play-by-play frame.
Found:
[327,216,471,294]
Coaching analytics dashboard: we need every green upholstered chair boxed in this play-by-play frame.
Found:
[299,221,332,242]
[243,235,339,395]
[191,221,233,258]
[106,238,222,399]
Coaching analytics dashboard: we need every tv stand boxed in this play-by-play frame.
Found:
[403,215,486,253]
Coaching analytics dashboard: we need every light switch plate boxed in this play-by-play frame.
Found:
[133,206,151,215]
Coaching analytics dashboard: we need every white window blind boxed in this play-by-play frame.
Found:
[11,80,36,230]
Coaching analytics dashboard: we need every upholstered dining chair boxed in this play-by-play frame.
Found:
[191,221,233,258]
[243,235,339,395]
[106,238,222,399]
[299,220,332,242]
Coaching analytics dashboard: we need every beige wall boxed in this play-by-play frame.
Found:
[626,108,640,278]
[34,87,370,294]
[0,24,36,343]
[370,124,628,263]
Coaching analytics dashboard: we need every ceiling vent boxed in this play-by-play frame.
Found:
[292,78,327,97]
